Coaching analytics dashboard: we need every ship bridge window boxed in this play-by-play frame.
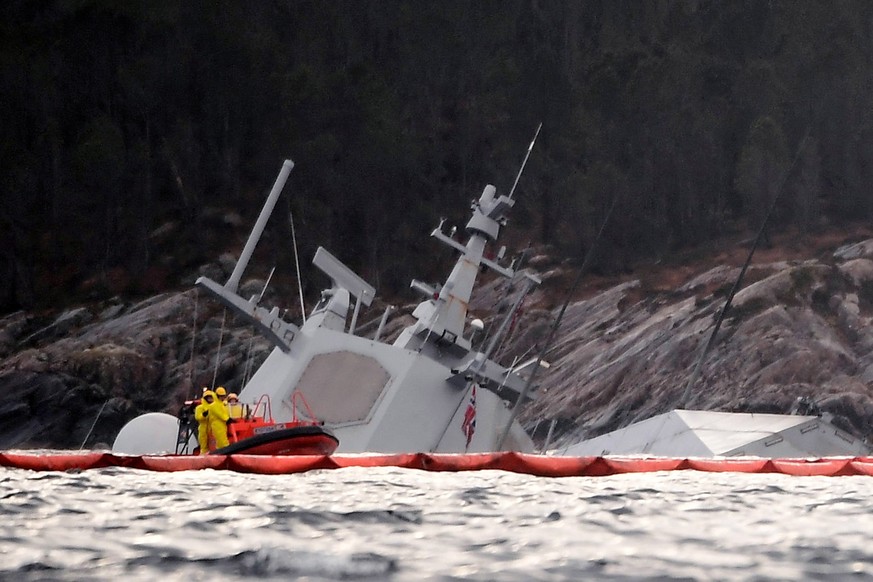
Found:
[294,351,390,424]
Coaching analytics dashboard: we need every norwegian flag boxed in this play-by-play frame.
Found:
[461,384,477,448]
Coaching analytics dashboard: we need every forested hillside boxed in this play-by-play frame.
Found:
[3,1,873,314]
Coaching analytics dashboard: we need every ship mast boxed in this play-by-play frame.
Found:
[393,184,523,352]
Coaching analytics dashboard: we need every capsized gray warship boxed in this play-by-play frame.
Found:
[113,159,542,454]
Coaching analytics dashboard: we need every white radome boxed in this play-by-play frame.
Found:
[112,412,189,455]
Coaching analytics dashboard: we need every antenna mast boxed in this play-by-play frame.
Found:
[508,122,542,200]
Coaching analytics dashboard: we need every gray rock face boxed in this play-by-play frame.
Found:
[3,238,873,452]
[0,290,271,449]
[510,242,873,449]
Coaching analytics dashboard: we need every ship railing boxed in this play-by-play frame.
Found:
[250,394,274,423]
[247,391,321,426]
[290,390,321,425]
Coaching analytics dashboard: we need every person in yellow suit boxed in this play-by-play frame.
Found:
[195,390,216,454]
[209,386,231,449]
[226,393,247,420]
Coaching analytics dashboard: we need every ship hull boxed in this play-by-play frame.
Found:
[211,425,339,456]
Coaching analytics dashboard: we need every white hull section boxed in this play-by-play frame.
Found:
[557,409,871,458]
[241,325,532,453]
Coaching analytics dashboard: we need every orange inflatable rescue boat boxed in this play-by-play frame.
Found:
[113,392,339,456]
[177,392,338,456]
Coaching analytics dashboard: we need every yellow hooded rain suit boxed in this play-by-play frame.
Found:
[208,389,231,449]
[195,390,216,454]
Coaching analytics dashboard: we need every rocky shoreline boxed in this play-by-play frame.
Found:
[3,238,873,451]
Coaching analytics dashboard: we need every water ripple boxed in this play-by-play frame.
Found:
[3,465,873,580]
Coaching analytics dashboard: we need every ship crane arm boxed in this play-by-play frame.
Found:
[196,276,298,352]
[195,159,301,351]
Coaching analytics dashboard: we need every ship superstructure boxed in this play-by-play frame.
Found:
[115,159,541,454]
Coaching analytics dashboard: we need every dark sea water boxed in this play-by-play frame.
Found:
[3,459,873,581]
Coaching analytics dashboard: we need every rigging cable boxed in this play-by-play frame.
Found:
[497,194,618,449]
[679,124,815,407]
[431,275,538,451]
[79,399,109,450]
[492,245,534,361]
[241,266,276,386]
[188,290,199,397]
[289,208,307,325]
[211,308,227,390]
[243,329,256,386]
